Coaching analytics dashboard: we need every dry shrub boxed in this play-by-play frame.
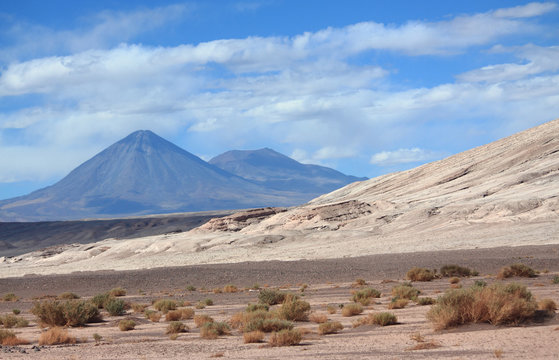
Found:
[200,322,230,339]
[440,264,477,277]
[0,329,16,344]
[57,292,80,300]
[1,314,28,328]
[353,278,367,287]
[408,340,441,350]
[497,264,537,279]
[417,297,436,306]
[352,287,381,305]
[326,305,337,314]
[213,288,223,294]
[2,293,18,302]
[427,283,537,330]
[118,319,136,331]
[231,310,273,330]
[131,303,148,313]
[246,303,269,312]
[268,329,302,346]
[277,297,311,321]
[258,289,288,305]
[2,335,30,346]
[341,303,363,317]
[309,312,328,323]
[243,330,265,343]
[108,287,127,297]
[392,283,420,300]
[449,277,460,284]
[165,310,182,321]
[388,299,409,309]
[354,312,398,327]
[407,267,436,281]
[31,300,101,327]
[223,285,238,293]
[147,311,161,322]
[39,327,76,345]
[538,298,557,313]
[318,321,343,335]
[166,321,189,334]
[153,299,177,314]
[194,314,214,327]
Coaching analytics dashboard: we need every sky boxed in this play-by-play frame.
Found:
[0,1,558,200]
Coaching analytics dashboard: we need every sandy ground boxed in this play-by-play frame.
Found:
[1,245,558,359]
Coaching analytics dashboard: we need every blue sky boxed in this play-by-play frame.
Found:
[1,1,558,200]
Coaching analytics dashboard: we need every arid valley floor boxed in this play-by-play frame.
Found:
[1,244,558,359]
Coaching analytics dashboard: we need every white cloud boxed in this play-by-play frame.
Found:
[0,2,558,183]
[370,148,444,166]
[493,2,557,18]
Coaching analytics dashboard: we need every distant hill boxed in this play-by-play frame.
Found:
[209,148,367,194]
[0,131,364,221]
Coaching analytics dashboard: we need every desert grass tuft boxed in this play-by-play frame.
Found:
[243,330,265,343]
[277,296,311,321]
[166,321,189,334]
[309,312,328,323]
[246,303,269,312]
[268,329,302,346]
[427,282,538,330]
[108,287,127,297]
[416,297,436,305]
[341,303,363,317]
[0,314,29,328]
[352,278,367,287]
[353,312,398,327]
[388,298,409,309]
[223,284,238,293]
[258,289,288,305]
[145,310,161,322]
[57,292,80,300]
[2,293,18,302]
[407,267,436,281]
[538,298,557,314]
[118,319,136,331]
[440,264,478,277]
[31,300,101,327]
[131,303,149,313]
[392,283,420,300]
[318,321,343,335]
[153,299,177,314]
[194,314,214,327]
[38,327,76,345]
[497,263,537,279]
[351,287,381,305]
[200,321,230,339]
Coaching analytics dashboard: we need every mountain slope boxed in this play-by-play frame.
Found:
[3,119,558,277]
[209,148,367,194]
[0,131,308,221]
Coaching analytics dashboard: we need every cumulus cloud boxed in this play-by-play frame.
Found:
[0,2,558,184]
[370,148,444,166]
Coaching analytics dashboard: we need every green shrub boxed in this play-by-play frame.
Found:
[31,300,101,327]
[91,293,112,308]
[0,314,28,328]
[277,298,311,321]
[407,267,436,281]
[186,285,196,291]
[245,318,294,333]
[258,289,287,305]
[440,265,477,277]
[474,280,487,288]
[551,275,559,284]
[104,298,126,316]
[371,312,398,326]
[203,298,214,306]
[246,303,269,312]
[417,297,436,306]
[200,321,230,339]
[391,283,420,300]
[153,299,177,314]
[352,288,381,305]
[11,309,21,315]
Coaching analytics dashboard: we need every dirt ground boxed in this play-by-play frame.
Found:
[0,245,558,359]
